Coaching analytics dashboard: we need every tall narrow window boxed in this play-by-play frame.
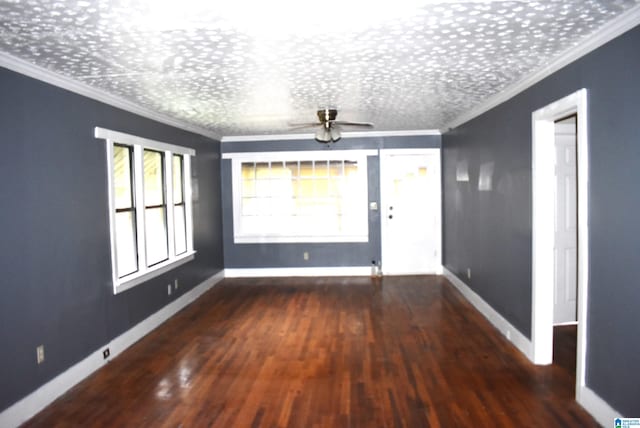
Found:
[173,154,187,255]
[113,144,138,278]
[144,149,169,266]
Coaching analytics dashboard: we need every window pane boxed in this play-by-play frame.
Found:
[315,178,330,197]
[270,162,286,178]
[114,145,133,210]
[145,207,168,266]
[173,155,183,204]
[255,162,270,179]
[271,179,292,198]
[242,197,259,216]
[144,150,164,206]
[115,211,137,277]
[174,205,187,255]
[297,179,314,199]
[241,162,255,179]
[300,161,314,177]
[330,160,343,176]
[314,160,329,177]
[329,176,342,196]
[242,179,256,197]
[255,179,271,197]
[345,161,358,175]
[285,161,299,178]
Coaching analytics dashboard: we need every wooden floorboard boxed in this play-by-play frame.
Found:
[23,276,598,427]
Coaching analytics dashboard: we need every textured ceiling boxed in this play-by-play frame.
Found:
[1,0,639,138]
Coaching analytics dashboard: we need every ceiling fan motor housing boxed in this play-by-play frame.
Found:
[317,109,338,123]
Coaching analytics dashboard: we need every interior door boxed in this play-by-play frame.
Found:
[380,149,441,275]
[554,118,578,324]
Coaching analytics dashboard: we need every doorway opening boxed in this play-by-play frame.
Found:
[552,114,579,389]
[553,114,578,327]
[531,89,588,401]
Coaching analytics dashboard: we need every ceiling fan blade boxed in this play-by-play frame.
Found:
[332,120,374,128]
[288,122,321,130]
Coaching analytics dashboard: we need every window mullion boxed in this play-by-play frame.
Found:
[165,151,175,258]
[133,144,147,270]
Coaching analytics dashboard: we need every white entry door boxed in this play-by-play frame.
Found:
[380,149,441,274]
[554,118,578,324]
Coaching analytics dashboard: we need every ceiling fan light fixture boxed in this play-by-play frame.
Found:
[314,124,342,143]
[330,126,342,142]
[315,127,331,143]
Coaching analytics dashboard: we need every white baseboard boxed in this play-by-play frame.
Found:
[224,266,371,278]
[0,270,225,428]
[442,267,534,361]
[443,268,627,425]
[382,265,443,276]
[578,386,625,427]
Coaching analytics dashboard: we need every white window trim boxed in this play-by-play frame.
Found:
[224,149,376,244]
[95,127,196,294]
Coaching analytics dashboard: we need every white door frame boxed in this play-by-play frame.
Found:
[531,89,589,399]
[379,148,442,275]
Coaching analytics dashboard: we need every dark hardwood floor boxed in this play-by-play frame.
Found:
[553,324,578,379]
[24,276,597,427]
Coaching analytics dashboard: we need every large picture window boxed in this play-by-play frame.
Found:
[96,128,195,294]
[226,150,372,243]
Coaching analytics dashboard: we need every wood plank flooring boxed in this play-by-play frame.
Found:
[23,276,598,427]
[553,324,578,377]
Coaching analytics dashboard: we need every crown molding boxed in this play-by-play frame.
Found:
[339,129,441,138]
[221,129,440,142]
[222,133,315,142]
[0,52,222,142]
[444,2,640,131]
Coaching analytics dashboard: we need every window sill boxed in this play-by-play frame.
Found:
[114,251,196,294]
[234,235,369,244]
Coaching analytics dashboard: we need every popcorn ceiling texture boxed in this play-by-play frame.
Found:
[0,0,638,136]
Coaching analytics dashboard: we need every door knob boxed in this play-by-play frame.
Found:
[388,215,393,219]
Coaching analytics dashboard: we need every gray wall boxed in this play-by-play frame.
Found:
[221,136,441,268]
[0,67,224,412]
[442,24,640,415]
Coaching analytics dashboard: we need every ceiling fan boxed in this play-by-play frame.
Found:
[290,109,374,143]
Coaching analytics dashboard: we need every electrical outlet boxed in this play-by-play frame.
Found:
[174,279,179,290]
[36,345,45,364]
[103,348,110,359]
[303,251,309,261]
[168,284,172,295]
[467,268,471,280]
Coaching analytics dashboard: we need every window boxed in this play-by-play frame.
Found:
[113,144,138,277]
[225,150,373,243]
[96,128,195,294]
[173,155,188,255]
[143,149,168,266]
